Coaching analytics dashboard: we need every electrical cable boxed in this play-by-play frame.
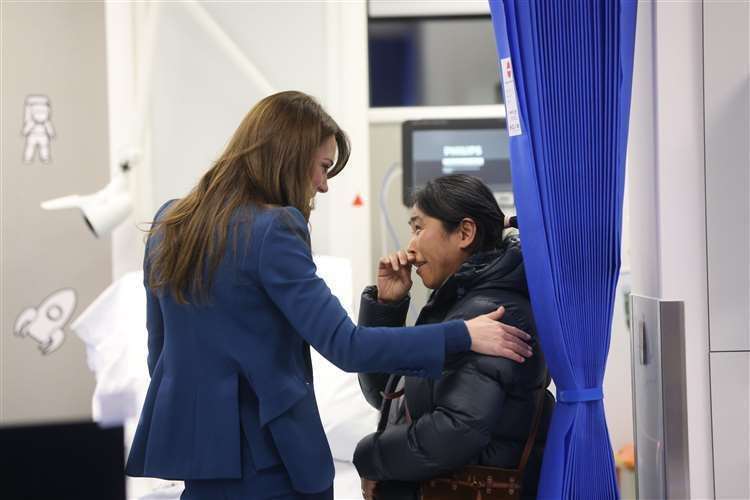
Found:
[379,162,403,255]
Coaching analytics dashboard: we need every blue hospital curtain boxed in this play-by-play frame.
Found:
[488,1,637,498]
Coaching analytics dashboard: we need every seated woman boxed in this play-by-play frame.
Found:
[354,174,554,500]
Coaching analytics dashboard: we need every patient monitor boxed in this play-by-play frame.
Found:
[401,118,513,208]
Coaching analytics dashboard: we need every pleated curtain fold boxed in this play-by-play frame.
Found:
[488,1,638,498]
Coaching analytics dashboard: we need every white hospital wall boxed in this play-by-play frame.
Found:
[1,1,110,425]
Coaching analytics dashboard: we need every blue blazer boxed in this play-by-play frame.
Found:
[125,203,469,494]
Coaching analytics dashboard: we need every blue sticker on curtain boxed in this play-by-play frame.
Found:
[488,1,637,499]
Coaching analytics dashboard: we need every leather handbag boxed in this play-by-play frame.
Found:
[377,383,546,500]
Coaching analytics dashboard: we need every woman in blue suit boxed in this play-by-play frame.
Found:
[125,91,532,500]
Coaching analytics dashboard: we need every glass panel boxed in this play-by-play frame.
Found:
[368,18,502,107]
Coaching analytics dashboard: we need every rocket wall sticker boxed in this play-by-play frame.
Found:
[14,288,77,355]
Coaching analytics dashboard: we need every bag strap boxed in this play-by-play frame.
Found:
[516,388,547,474]
[377,375,402,432]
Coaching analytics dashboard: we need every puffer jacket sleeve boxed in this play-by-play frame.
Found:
[353,355,506,480]
[357,285,410,409]
[358,285,410,327]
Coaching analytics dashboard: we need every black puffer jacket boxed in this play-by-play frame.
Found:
[353,235,554,499]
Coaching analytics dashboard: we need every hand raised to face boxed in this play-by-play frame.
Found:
[376,249,414,303]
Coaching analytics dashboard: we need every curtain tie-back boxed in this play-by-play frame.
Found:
[557,387,603,403]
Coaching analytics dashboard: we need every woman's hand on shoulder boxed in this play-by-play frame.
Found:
[464,306,533,362]
[376,249,414,303]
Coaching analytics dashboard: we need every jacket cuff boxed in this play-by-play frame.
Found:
[358,286,410,327]
[444,320,471,355]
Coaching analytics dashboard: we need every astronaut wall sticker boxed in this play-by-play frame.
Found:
[14,288,76,355]
[22,95,56,164]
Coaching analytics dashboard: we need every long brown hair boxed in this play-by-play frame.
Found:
[146,91,350,303]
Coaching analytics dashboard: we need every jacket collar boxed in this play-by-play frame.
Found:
[424,233,526,309]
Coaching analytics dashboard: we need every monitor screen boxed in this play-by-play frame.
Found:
[401,118,512,206]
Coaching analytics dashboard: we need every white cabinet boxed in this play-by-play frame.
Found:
[704,0,750,352]
[710,352,750,499]
[704,3,750,496]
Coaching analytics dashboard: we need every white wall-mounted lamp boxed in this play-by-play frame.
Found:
[40,157,136,238]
